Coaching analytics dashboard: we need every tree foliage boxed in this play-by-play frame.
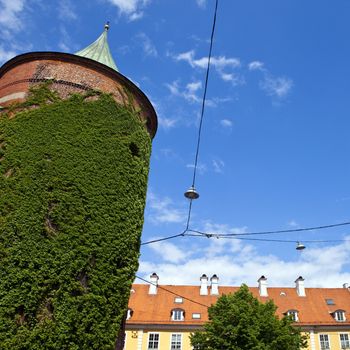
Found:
[0,84,151,349]
[190,285,308,350]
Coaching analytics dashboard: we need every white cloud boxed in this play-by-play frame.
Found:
[129,11,144,21]
[158,116,178,129]
[212,159,225,173]
[150,99,178,130]
[248,60,264,71]
[186,162,207,175]
[196,0,207,8]
[58,0,77,21]
[139,231,350,287]
[186,81,202,93]
[173,50,242,84]
[220,119,233,128]
[105,0,150,21]
[159,148,181,160]
[0,45,17,64]
[165,80,201,103]
[58,26,74,53]
[287,220,299,228]
[146,191,186,225]
[174,50,240,70]
[248,60,293,100]
[260,75,293,98]
[148,241,190,263]
[0,0,26,29]
[136,32,158,57]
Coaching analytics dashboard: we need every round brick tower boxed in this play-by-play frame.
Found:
[0,24,157,349]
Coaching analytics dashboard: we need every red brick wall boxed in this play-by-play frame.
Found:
[0,53,157,137]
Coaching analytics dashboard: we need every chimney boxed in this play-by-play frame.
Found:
[258,275,268,297]
[200,274,208,295]
[149,273,159,295]
[210,274,219,295]
[295,276,306,297]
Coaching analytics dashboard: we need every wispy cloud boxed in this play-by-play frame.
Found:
[173,50,242,84]
[212,158,225,173]
[147,241,190,263]
[150,99,178,130]
[58,0,77,21]
[158,117,178,129]
[0,0,26,28]
[136,32,158,57]
[146,191,186,225]
[195,0,207,8]
[260,75,293,99]
[186,162,207,175]
[0,0,26,38]
[220,119,233,128]
[0,45,17,64]
[175,50,240,69]
[248,60,293,99]
[166,80,231,108]
[105,0,151,21]
[248,60,264,71]
[165,80,201,103]
[287,220,299,228]
[58,25,74,53]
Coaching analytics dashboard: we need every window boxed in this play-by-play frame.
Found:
[171,309,184,321]
[326,298,335,305]
[340,334,350,349]
[334,310,346,322]
[319,334,330,350]
[148,333,159,350]
[192,313,201,319]
[286,310,299,322]
[174,297,183,304]
[171,333,182,350]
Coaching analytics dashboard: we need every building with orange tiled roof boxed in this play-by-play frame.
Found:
[124,273,350,350]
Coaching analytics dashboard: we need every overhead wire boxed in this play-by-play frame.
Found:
[190,0,218,190]
[141,0,219,245]
[184,0,219,232]
[141,231,186,246]
[141,221,350,245]
[187,221,350,237]
[185,233,350,244]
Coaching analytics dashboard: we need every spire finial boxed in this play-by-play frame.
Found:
[104,21,110,31]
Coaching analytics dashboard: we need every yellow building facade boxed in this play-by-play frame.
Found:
[125,274,350,350]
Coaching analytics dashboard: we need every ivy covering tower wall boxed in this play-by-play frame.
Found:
[0,84,151,349]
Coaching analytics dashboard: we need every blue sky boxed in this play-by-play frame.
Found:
[1,0,350,288]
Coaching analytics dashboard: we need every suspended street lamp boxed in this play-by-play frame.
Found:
[184,186,199,200]
[296,242,306,250]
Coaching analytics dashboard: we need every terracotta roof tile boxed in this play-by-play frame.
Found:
[127,284,350,326]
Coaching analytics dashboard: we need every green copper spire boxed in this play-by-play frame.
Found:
[75,22,118,71]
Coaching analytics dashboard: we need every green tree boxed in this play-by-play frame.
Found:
[190,285,308,350]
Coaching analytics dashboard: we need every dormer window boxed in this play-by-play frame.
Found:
[333,310,346,322]
[171,308,185,321]
[126,308,133,320]
[286,310,299,322]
